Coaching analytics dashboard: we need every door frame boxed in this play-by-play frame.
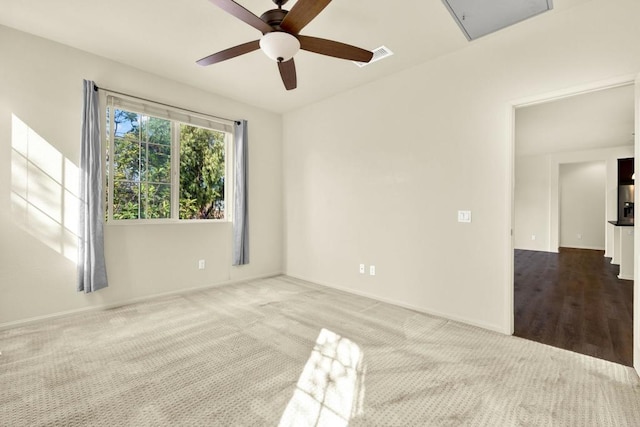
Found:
[634,74,640,370]
[506,73,639,373]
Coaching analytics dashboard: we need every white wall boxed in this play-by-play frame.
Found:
[283,0,640,333]
[514,154,551,251]
[514,146,633,254]
[559,161,606,250]
[0,25,283,327]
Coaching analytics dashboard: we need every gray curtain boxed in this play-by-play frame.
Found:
[233,120,249,265]
[77,80,108,293]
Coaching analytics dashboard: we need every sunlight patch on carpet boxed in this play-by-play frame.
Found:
[279,328,365,427]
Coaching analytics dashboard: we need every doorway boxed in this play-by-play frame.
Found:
[512,83,635,366]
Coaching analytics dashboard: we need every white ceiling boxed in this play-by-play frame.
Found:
[1,0,590,113]
[515,84,635,157]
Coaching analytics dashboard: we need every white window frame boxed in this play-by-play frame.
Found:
[103,93,234,224]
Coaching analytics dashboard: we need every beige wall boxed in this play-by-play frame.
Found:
[283,0,640,333]
[0,26,283,327]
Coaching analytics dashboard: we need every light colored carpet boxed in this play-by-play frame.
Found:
[1,275,640,426]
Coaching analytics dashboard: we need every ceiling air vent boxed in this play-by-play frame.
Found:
[442,0,553,41]
[353,46,394,68]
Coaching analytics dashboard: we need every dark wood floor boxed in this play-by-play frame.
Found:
[514,248,633,366]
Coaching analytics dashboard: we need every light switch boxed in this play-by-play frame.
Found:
[458,210,472,223]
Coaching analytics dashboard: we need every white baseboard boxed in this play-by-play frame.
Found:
[285,274,509,335]
[0,271,283,331]
[560,245,605,251]
[618,274,633,281]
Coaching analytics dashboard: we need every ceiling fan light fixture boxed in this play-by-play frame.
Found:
[259,31,300,62]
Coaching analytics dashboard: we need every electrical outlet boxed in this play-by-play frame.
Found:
[531,235,536,241]
[577,233,582,240]
[198,260,205,270]
[359,264,365,274]
[369,265,376,276]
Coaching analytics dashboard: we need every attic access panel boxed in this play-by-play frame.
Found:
[442,0,553,41]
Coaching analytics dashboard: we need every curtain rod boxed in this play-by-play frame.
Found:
[93,83,239,125]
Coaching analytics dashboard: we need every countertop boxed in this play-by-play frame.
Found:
[608,220,634,227]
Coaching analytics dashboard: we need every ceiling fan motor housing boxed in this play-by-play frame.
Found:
[260,8,288,30]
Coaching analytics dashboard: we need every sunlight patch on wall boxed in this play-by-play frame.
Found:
[279,328,365,427]
[11,114,80,263]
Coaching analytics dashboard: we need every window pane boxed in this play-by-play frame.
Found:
[145,144,171,183]
[179,124,225,220]
[114,137,140,182]
[141,183,171,219]
[145,117,171,145]
[114,110,139,138]
[113,181,140,219]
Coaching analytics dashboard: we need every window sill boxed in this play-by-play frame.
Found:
[105,219,231,226]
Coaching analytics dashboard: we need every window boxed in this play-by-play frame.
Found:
[105,95,233,222]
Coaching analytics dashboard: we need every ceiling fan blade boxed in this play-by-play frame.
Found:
[298,35,373,63]
[196,40,260,66]
[279,0,332,34]
[278,59,297,90]
[209,0,273,34]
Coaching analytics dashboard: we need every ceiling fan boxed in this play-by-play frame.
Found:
[197,0,374,90]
